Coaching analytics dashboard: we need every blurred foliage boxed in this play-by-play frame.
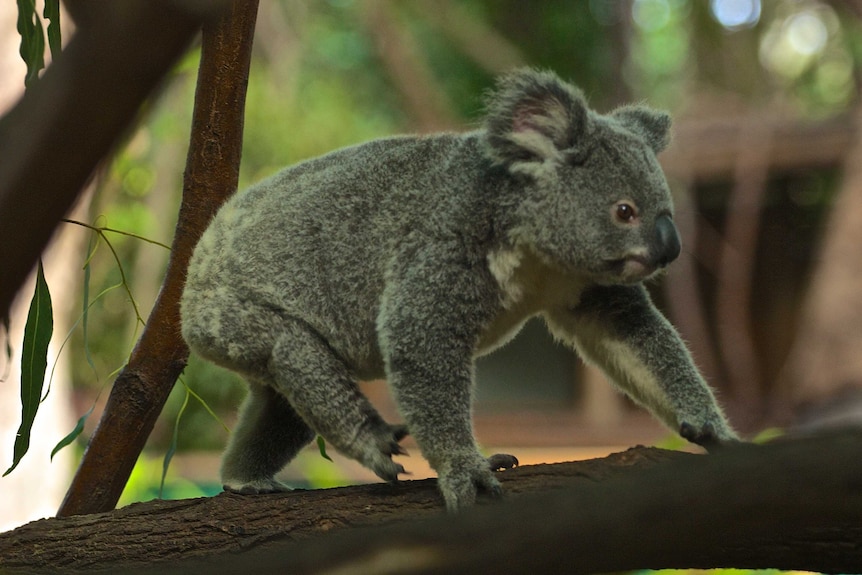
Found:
[61,0,861,484]
[118,452,214,507]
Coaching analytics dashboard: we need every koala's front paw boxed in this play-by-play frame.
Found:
[487,453,519,471]
[223,477,292,495]
[437,452,504,512]
[680,420,739,452]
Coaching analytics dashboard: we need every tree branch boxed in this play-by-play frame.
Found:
[4,434,862,574]
[661,114,854,180]
[57,0,259,517]
[0,0,221,321]
[1,447,680,573]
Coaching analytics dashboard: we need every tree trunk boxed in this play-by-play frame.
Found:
[714,111,772,425]
[779,105,862,416]
[57,0,259,517]
[0,0,218,320]
[3,433,862,574]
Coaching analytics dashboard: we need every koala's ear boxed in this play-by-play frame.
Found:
[483,69,591,170]
[613,106,672,153]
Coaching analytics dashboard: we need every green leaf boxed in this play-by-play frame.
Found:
[4,260,53,476]
[51,405,94,460]
[182,378,230,433]
[160,388,190,498]
[317,435,333,462]
[81,238,97,377]
[16,0,45,88]
[43,0,60,59]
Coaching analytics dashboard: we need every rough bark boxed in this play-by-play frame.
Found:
[57,0,259,517]
[0,0,220,321]
[2,447,684,573]
[4,433,862,574]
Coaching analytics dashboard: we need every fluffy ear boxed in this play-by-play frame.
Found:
[613,106,672,153]
[483,68,591,170]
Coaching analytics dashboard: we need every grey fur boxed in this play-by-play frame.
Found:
[180,68,737,512]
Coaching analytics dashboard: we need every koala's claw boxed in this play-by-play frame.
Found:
[390,423,410,442]
[367,456,406,483]
[389,462,407,480]
[379,422,409,456]
[357,420,411,481]
[487,453,519,471]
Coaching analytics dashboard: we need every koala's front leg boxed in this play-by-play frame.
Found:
[379,247,503,512]
[548,284,738,447]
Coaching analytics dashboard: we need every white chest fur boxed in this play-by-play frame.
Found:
[476,248,588,356]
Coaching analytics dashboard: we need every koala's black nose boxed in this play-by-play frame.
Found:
[655,214,681,267]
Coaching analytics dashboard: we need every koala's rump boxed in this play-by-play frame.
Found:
[181,135,471,380]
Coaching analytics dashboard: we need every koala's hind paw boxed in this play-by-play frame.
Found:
[680,421,739,452]
[360,422,410,483]
[223,477,292,495]
[487,453,519,471]
[365,453,407,483]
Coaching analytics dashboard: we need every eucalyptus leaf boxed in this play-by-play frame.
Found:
[317,435,333,462]
[16,0,44,88]
[51,405,94,460]
[161,388,190,498]
[5,260,53,476]
[43,0,60,59]
[81,243,97,377]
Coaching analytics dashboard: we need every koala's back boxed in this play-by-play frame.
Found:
[182,133,481,378]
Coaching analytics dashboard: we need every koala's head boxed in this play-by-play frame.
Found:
[483,69,680,285]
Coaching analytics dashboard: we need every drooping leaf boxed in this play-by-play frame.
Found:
[16,0,45,88]
[51,405,94,460]
[4,260,53,476]
[317,435,333,462]
[81,238,97,377]
[43,0,60,59]
[183,378,230,433]
[160,388,190,498]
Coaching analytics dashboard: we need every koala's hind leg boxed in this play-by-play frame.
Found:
[221,382,316,494]
[267,318,408,483]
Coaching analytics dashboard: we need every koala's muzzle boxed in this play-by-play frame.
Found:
[655,214,681,267]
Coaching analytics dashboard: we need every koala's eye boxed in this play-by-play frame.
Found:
[614,202,638,223]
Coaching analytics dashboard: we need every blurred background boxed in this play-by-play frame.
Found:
[3,0,862,529]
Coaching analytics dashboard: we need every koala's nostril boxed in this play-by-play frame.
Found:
[656,214,681,266]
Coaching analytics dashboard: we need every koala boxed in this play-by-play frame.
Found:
[180,68,737,512]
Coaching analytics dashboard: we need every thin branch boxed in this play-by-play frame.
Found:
[62,218,172,251]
